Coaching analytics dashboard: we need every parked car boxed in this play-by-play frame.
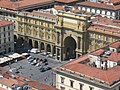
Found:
[42,59,47,63]
[43,62,48,65]
[39,66,51,72]
[31,59,37,65]
[27,56,32,60]
[45,66,51,70]
[30,48,40,54]
[39,67,46,72]
[35,63,41,67]
[28,58,34,63]
[22,53,30,58]
[9,68,19,73]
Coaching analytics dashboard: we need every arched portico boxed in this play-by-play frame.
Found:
[47,44,51,53]
[41,42,45,51]
[34,41,38,48]
[64,36,76,60]
[29,39,33,49]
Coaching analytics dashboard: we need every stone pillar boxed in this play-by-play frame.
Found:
[39,41,41,52]
[45,43,47,54]
[32,40,34,48]
[38,41,41,52]
[59,48,62,61]
[55,47,58,60]
[51,45,53,57]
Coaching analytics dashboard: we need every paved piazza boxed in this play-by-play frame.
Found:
[2,53,68,86]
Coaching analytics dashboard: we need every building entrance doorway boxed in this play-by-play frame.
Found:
[64,36,76,60]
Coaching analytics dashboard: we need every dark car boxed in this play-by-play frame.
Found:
[42,59,47,63]
[39,67,46,72]
[43,62,48,65]
[45,66,51,70]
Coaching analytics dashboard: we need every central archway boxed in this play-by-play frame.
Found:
[64,36,76,60]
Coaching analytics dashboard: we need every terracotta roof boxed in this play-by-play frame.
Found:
[91,49,105,56]
[54,5,65,10]
[0,20,14,27]
[55,0,77,3]
[0,0,54,10]
[77,1,120,10]
[107,52,120,61]
[58,54,120,85]
[31,11,57,19]
[110,0,120,4]
[109,41,120,48]
[0,68,57,90]
[28,81,57,90]
[87,17,120,37]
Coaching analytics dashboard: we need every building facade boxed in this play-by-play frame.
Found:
[16,8,120,61]
[16,11,57,58]
[55,10,91,60]
[16,10,92,60]
[76,1,120,19]
[54,40,120,90]
[0,20,14,54]
[0,0,55,37]
[87,17,120,52]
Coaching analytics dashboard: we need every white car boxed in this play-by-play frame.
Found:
[9,68,19,73]
[30,48,40,54]
[27,56,32,60]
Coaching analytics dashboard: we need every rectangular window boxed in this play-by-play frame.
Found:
[80,83,84,90]
[8,37,10,41]
[4,27,5,32]
[60,86,65,90]
[8,32,10,36]
[61,77,65,84]
[4,34,5,37]
[89,86,94,90]
[70,80,74,87]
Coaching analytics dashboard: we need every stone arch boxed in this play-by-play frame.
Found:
[29,39,33,48]
[41,42,44,50]
[34,41,38,48]
[47,44,51,52]
[18,37,24,47]
[14,35,17,41]
[64,36,76,60]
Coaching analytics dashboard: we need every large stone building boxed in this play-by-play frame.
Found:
[0,0,55,37]
[76,0,120,19]
[87,16,120,52]
[16,8,120,61]
[16,10,57,57]
[0,20,14,54]
[54,40,120,90]
[16,9,92,60]
[55,10,91,60]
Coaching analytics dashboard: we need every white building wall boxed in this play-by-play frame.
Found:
[89,55,99,62]
[109,47,117,52]
[77,6,116,19]
[0,83,12,90]
[87,8,90,12]
[107,60,117,68]
[56,74,104,90]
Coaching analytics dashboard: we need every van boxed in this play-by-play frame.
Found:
[30,48,40,54]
